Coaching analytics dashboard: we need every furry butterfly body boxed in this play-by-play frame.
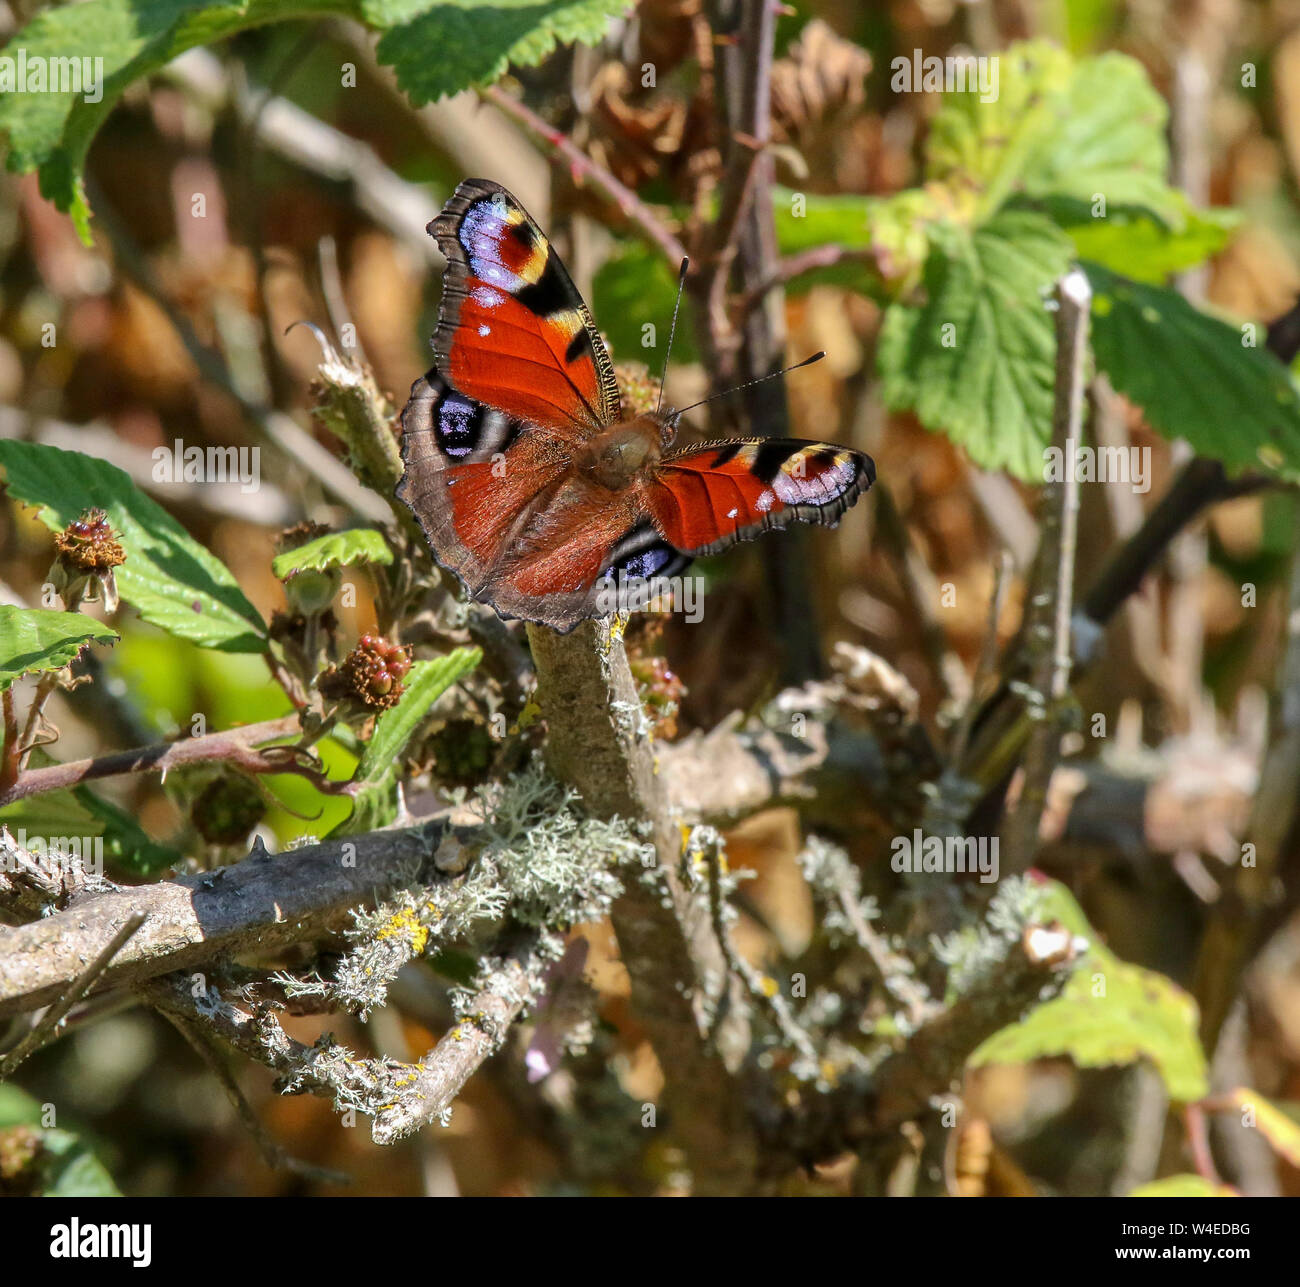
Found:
[397,178,875,632]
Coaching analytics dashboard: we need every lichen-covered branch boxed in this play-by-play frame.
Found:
[526,619,759,1193]
[0,823,443,1016]
[142,932,555,1146]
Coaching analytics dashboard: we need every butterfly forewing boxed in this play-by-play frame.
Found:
[645,439,875,556]
[430,178,620,435]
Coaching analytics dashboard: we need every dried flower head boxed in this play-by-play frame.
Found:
[50,508,125,611]
[54,509,124,573]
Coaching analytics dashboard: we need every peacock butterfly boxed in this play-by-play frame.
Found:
[396,178,875,632]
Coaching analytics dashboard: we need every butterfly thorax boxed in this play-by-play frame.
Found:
[577,415,669,491]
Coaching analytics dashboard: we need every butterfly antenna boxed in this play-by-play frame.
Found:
[670,351,826,420]
[656,257,690,415]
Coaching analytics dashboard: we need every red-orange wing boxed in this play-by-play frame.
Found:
[644,439,875,555]
[429,178,620,437]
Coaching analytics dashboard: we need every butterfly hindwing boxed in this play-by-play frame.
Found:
[429,178,621,435]
[644,439,875,556]
[399,372,682,632]
[398,370,568,607]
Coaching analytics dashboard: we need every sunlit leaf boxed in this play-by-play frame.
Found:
[878,210,1072,478]
[272,529,394,580]
[0,605,118,691]
[1086,262,1300,479]
[971,882,1209,1103]
[366,0,632,105]
[0,442,267,651]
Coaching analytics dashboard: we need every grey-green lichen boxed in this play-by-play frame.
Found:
[277,763,647,1016]
[931,874,1052,997]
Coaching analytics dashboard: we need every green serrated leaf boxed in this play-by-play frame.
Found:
[1130,1174,1235,1197]
[0,605,118,691]
[970,881,1210,1103]
[337,648,481,834]
[272,529,394,580]
[367,0,631,105]
[0,442,267,651]
[1085,262,1300,479]
[1047,193,1240,282]
[0,1,363,242]
[924,40,1179,225]
[878,209,1073,478]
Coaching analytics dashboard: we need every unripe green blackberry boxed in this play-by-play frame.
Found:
[192,774,266,845]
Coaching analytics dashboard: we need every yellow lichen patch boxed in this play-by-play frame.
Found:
[376,907,430,956]
[512,696,543,734]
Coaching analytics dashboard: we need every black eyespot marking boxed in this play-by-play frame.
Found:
[435,390,485,457]
[603,521,692,584]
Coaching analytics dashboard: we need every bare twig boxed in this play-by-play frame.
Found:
[0,688,17,795]
[481,84,688,266]
[0,714,320,808]
[873,481,970,709]
[948,549,1014,768]
[732,243,871,320]
[160,1003,351,1185]
[0,912,146,1076]
[1002,269,1091,871]
[701,832,819,1065]
[831,873,929,1029]
[1193,493,1300,1052]
[703,0,822,684]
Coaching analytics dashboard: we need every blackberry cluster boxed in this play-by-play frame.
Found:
[324,635,413,711]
